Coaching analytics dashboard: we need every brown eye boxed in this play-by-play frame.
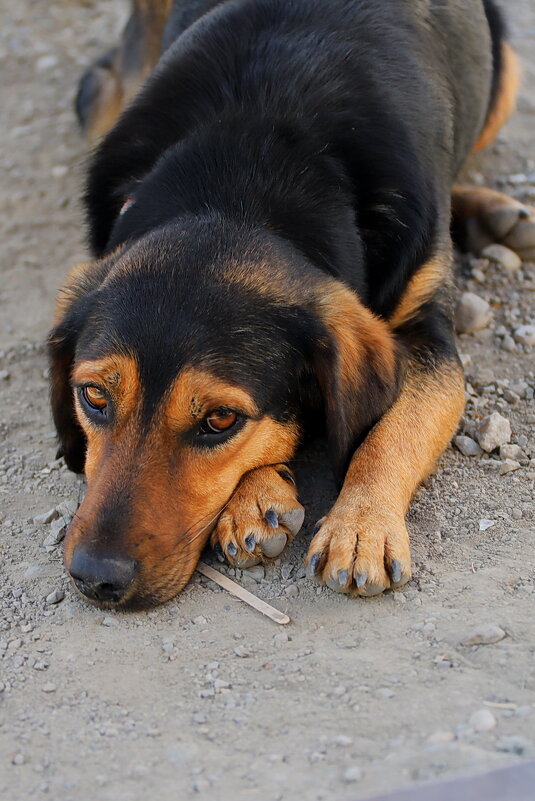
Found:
[204,409,238,433]
[82,385,107,411]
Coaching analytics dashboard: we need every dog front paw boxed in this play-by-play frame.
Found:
[211,465,304,568]
[304,506,412,596]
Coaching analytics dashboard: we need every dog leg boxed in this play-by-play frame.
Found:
[452,185,535,261]
[305,330,465,596]
[211,465,304,568]
[76,0,173,143]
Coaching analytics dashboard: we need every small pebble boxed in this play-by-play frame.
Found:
[33,508,59,525]
[469,708,497,732]
[342,766,363,783]
[475,412,511,452]
[234,645,251,658]
[461,623,506,645]
[333,735,353,747]
[45,589,64,605]
[428,730,455,744]
[514,324,535,346]
[500,459,521,475]
[479,519,495,531]
[42,683,57,693]
[500,444,526,461]
[496,736,534,757]
[243,565,264,582]
[455,292,492,334]
[481,244,522,272]
[454,435,482,457]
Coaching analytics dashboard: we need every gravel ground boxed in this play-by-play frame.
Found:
[0,2,534,800]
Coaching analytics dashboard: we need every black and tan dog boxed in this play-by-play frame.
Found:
[49,0,535,608]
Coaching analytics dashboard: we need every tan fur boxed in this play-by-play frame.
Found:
[315,279,398,389]
[65,363,299,606]
[473,42,520,153]
[211,464,303,565]
[84,0,174,143]
[306,361,465,595]
[389,253,449,329]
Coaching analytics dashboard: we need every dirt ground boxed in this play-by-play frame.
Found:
[0,2,534,800]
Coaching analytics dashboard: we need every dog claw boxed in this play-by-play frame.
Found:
[390,560,402,585]
[261,532,287,558]
[307,552,321,578]
[277,468,296,486]
[338,570,348,588]
[356,572,367,589]
[244,534,256,552]
[264,509,279,529]
[226,542,237,557]
[214,543,225,563]
[280,508,305,537]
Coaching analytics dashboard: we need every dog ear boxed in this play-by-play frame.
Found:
[47,260,107,473]
[313,282,402,485]
[48,318,87,474]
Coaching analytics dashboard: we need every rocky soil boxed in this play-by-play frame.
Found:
[0,1,534,800]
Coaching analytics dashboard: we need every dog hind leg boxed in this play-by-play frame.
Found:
[76,0,173,144]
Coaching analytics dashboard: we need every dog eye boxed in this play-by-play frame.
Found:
[202,409,238,434]
[81,385,108,412]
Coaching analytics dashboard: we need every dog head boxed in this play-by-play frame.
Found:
[49,218,400,608]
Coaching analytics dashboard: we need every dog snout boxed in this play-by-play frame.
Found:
[69,547,138,604]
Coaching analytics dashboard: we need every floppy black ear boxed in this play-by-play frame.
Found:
[48,319,87,474]
[313,282,402,486]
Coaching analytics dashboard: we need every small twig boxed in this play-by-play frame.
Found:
[483,701,517,710]
[197,562,290,625]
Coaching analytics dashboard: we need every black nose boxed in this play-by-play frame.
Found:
[69,548,138,603]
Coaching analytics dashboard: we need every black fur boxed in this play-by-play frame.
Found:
[52,0,505,478]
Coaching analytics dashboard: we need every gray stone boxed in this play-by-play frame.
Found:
[501,335,516,351]
[475,412,511,452]
[481,244,522,272]
[454,435,483,457]
[500,459,521,475]
[496,736,534,757]
[243,565,265,582]
[45,589,64,605]
[455,292,492,334]
[33,508,59,525]
[234,645,251,658]
[461,623,506,645]
[43,518,67,548]
[514,324,535,346]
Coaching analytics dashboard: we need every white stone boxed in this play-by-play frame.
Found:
[469,708,497,732]
[479,519,495,532]
[455,293,492,334]
[514,325,535,346]
[475,412,511,452]
[481,244,522,272]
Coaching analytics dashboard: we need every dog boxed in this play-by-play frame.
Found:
[49,0,535,609]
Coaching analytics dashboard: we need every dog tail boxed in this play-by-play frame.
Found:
[473,0,520,152]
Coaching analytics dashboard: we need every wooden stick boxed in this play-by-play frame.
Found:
[196,561,290,625]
